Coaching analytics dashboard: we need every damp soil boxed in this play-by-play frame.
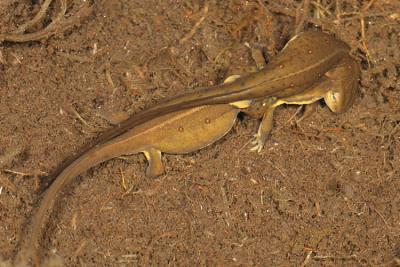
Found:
[0,0,399,266]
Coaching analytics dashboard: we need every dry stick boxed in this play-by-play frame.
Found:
[57,51,93,63]
[361,0,378,12]
[340,11,397,21]
[54,0,68,22]
[256,0,273,17]
[0,147,23,167]
[0,174,17,192]
[179,1,209,44]
[269,4,336,32]
[12,0,54,34]
[3,169,31,176]
[295,0,311,34]
[270,2,372,62]
[359,15,371,66]
[335,0,341,22]
[0,3,92,43]
[315,0,322,19]
[314,0,321,19]
[0,147,23,193]
[313,254,358,260]
[311,1,333,18]
[69,106,94,130]
[299,250,313,267]
[358,0,378,66]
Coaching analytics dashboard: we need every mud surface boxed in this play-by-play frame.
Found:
[0,0,399,266]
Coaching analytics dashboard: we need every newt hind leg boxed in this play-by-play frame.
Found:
[248,77,332,152]
[249,99,277,152]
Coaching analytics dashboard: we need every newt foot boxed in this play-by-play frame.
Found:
[250,134,264,153]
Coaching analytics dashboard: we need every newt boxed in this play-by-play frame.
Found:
[18,30,360,266]
[39,30,359,189]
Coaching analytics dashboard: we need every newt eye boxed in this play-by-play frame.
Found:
[325,91,342,113]
[331,92,339,102]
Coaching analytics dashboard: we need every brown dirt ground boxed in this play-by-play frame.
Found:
[0,0,399,266]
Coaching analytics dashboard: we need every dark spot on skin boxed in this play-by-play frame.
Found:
[178,127,184,132]
[240,81,246,87]
[205,118,211,124]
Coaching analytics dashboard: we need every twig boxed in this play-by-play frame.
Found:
[311,1,332,18]
[295,0,311,34]
[12,0,54,34]
[57,51,94,63]
[0,146,23,167]
[361,0,378,12]
[0,174,17,192]
[371,204,390,227]
[4,169,32,176]
[339,11,396,21]
[120,168,127,190]
[286,106,303,123]
[358,0,380,66]
[68,105,100,134]
[70,107,91,129]
[335,0,341,22]
[359,15,371,66]
[265,159,287,178]
[105,67,116,90]
[313,254,358,260]
[300,250,313,267]
[236,138,253,154]
[0,3,93,43]
[269,3,336,32]
[0,50,5,65]
[179,1,209,44]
